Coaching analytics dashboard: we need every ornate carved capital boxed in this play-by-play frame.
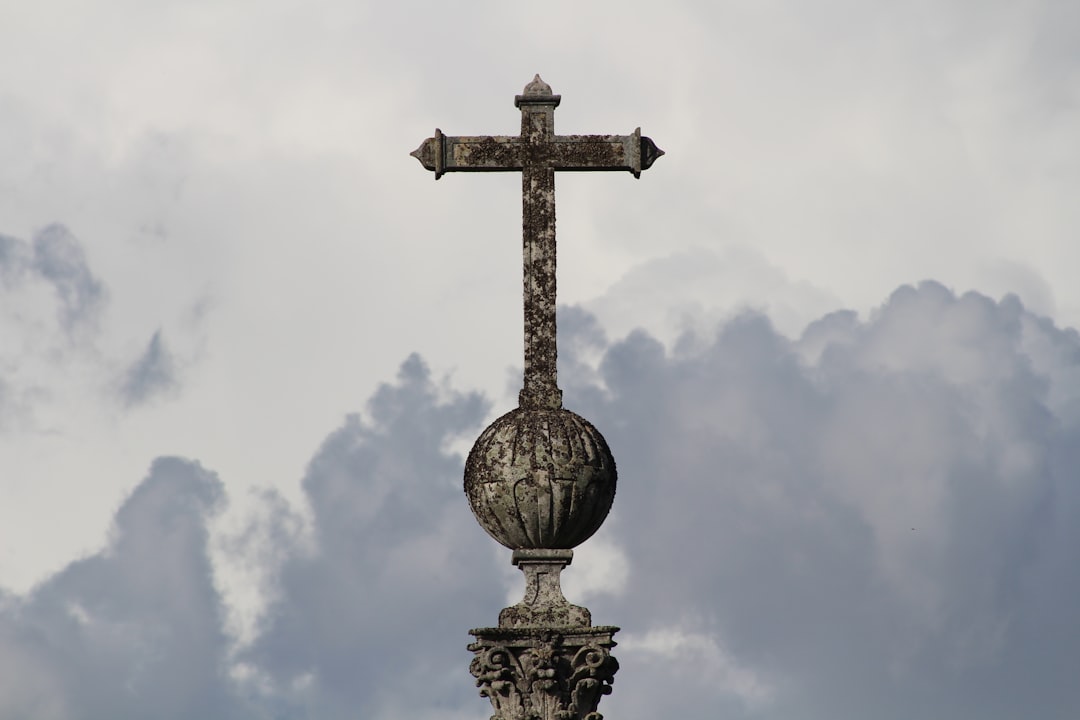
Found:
[468,627,619,720]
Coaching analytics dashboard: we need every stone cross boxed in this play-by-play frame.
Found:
[412,76,662,720]
[411,75,663,410]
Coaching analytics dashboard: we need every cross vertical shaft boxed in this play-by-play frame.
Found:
[518,87,561,410]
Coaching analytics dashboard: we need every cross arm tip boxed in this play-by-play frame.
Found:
[640,135,664,172]
[411,129,445,178]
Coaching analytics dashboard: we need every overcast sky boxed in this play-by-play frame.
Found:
[1,1,1079,718]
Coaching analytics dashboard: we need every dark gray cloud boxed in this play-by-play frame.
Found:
[118,330,177,407]
[2,284,1078,718]
[570,281,1080,720]
[238,353,492,718]
[0,458,247,719]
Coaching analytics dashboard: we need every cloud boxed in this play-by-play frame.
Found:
[0,224,105,357]
[0,233,30,280]
[0,458,244,720]
[117,330,178,407]
[618,626,775,709]
[568,281,1080,719]
[583,245,841,342]
[2,3,1079,716]
[28,224,105,333]
[0,224,107,431]
[236,353,493,719]
[1,284,1079,719]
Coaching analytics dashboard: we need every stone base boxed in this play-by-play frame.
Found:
[499,549,591,628]
[468,626,619,720]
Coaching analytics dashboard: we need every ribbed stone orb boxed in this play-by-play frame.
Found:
[464,407,616,549]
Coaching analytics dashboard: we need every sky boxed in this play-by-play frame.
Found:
[1,1,1079,718]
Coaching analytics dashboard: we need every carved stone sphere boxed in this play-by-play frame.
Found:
[464,407,616,549]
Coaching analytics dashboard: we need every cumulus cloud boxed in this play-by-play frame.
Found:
[0,458,243,720]
[236,353,492,719]
[572,281,1080,720]
[2,284,1079,719]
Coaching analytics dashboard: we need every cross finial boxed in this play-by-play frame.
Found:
[412,77,662,410]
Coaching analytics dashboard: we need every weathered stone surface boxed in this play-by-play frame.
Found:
[412,76,660,720]
[464,408,616,550]
[411,74,662,411]
[469,626,619,720]
[499,549,591,629]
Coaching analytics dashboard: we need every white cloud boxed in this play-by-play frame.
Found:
[619,626,775,709]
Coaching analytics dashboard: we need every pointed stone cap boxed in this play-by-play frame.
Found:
[523,74,552,96]
[516,74,561,108]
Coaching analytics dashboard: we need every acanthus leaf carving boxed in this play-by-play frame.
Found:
[469,628,618,720]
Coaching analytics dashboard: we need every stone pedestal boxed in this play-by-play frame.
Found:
[499,550,590,628]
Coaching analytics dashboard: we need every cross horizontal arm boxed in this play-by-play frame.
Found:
[411,128,664,179]
[410,131,522,178]
[542,131,664,177]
